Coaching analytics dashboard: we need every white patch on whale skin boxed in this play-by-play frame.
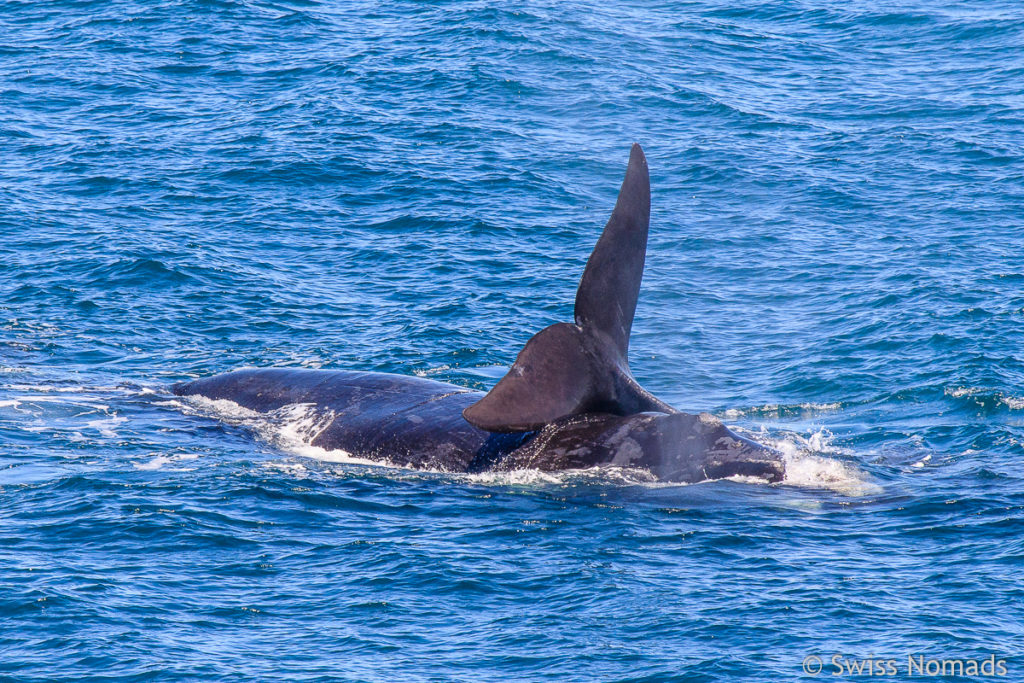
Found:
[609,438,643,466]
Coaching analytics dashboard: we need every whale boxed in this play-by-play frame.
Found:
[173,144,784,483]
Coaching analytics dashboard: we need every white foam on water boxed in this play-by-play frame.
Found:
[172,395,263,422]
[176,395,391,470]
[1002,396,1024,410]
[805,401,843,411]
[412,364,452,378]
[133,453,200,471]
[945,385,1024,410]
[758,427,881,497]
[261,461,309,474]
[12,396,110,410]
[3,384,128,394]
[135,455,173,470]
[269,403,336,451]
[724,474,777,485]
[462,465,660,488]
[84,416,128,438]
[723,402,843,419]
[463,468,569,486]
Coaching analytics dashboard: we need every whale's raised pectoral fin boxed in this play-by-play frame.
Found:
[463,144,665,433]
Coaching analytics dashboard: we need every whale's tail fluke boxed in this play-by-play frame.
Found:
[574,142,650,358]
[463,144,675,433]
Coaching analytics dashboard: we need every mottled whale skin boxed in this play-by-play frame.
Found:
[173,145,784,483]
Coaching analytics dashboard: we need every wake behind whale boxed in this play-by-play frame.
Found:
[174,144,785,484]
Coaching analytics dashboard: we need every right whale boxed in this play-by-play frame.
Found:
[174,144,784,483]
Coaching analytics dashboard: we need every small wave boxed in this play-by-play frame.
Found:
[412,364,451,378]
[722,402,844,419]
[944,386,1024,411]
[2,384,130,427]
[3,383,129,394]
[86,257,195,288]
[8,395,110,411]
[0,383,147,454]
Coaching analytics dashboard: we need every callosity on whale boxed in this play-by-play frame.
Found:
[173,144,784,483]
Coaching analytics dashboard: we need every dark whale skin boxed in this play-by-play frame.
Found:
[174,369,523,472]
[173,368,783,483]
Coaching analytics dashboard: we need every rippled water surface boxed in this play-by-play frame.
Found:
[2,1,1023,680]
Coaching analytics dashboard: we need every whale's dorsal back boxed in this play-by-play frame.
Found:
[463,144,674,433]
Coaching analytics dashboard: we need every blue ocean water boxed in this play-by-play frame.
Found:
[2,0,1023,680]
